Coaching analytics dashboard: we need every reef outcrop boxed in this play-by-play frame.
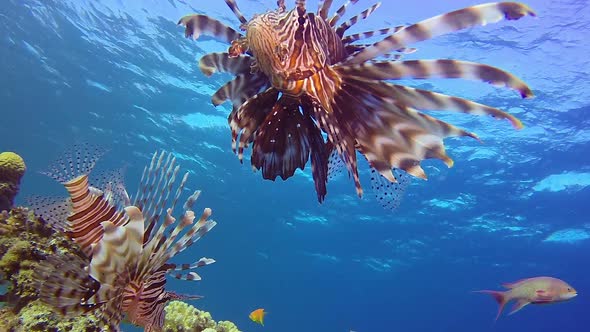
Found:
[0,152,26,212]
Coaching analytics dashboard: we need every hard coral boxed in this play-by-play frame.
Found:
[0,300,103,332]
[163,301,241,332]
[0,152,26,212]
[0,207,84,312]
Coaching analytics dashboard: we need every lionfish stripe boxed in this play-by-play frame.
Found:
[61,171,128,256]
[328,0,360,27]
[346,2,536,64]
[199,52,253,77]
[178,14,243,44]
[223,0,248,24]
[335,2,382,37]
[388,84,524,129]
[342,26,405,44]
[335,60,534,98]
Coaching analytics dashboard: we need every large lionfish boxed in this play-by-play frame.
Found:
[178,0,535,207]
[32,145,216,332]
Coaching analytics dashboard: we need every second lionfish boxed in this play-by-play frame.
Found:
[179,0,535,207]
[32,146,217,332]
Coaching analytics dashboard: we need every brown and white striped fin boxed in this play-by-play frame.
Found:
[317,0,334,19]
[331,78,480,182]
[387,84,524,129]
[88,208,144,288]
[178,14,243,44]
[199,52,253,77]
[346,2,536,64]
[63,174,128,256]
[212,73,270,109]
[90,166,130,209]
[228,87,278,160]
[335,59,534,98]
[328,0,360,27]
[342,26,405,44]
[171,257,216,272]
[306,95,363,197]
[37,253,101,316]
[145,208,216,273]
[133,151,190,245]
[223,0,248,24]
[335,2,381,37]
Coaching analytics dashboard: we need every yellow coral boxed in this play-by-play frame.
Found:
[0,152,26,212]
[163,301,241,332]
[0,152,26,181]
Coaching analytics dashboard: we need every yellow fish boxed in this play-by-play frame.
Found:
[476,276,577,321]
[249,308,267,326]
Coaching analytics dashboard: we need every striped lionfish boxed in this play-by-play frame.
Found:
[33,145,216,332]
[178,0,535,208]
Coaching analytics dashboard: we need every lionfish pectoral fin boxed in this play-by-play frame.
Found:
[178,14,243,44]
[199,52,253,77]
[345,2,535,64]
[336,60,533,99]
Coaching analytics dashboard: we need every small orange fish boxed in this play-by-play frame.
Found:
[476,276,577,321]
[249,308,267,326]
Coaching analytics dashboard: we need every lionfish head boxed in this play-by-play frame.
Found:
[244,6,339,84]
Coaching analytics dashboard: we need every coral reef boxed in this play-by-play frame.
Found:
[0,152,26,212]
[0,207,103,331]
[0,300,103,332]
[163,301,241,332]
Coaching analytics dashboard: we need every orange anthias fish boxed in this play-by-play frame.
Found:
[249,308,267,326]
[476,276,578,321]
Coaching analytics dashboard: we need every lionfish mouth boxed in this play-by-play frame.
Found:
[178,0,535,210]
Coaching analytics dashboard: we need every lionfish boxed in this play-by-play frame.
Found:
[32,145,216,332]
[178,0,535,208]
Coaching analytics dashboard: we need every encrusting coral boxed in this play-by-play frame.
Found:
[163,301,241,332]
[0,207,104,331]
[0,152,26,212]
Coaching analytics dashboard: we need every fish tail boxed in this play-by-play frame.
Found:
[474,290,509,321]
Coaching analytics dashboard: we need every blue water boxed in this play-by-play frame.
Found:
[1,0,590,331]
